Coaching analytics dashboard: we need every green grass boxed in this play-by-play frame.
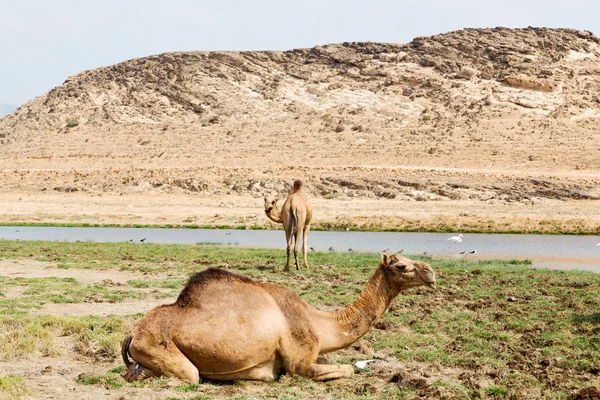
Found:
[0,221,598,235]
[0,240,598,398]
[0,275,174,316]
[77,372,126,389]
[0,376,27,400]
[66,119,79,128]
[0,315,135,360]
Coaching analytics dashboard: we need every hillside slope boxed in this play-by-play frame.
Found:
[0,27,599,206]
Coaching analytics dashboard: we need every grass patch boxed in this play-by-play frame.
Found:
[0,275,168,316]
[0,315,134,360]
[0,240,598,398]
[1,221,599,234]
[0,376,27,400]
[77,372,125,389]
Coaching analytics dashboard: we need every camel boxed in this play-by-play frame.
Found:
[121,253,436,383]
[264,179,312,270]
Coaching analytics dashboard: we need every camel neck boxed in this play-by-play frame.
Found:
[265,205,283,224]
[317,267,397,353]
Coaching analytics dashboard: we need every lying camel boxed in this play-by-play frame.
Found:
[264,179,312,270]
[121,253,436,383]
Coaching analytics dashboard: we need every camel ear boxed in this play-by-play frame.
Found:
[381,253,392,267]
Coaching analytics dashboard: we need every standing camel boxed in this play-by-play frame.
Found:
[264,180,312,271]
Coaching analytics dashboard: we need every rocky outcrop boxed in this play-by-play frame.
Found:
[0,27,599,197]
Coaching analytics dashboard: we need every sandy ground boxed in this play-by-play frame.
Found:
[0,260,177,317]
[0,189,599,234]
[0,260,185,399]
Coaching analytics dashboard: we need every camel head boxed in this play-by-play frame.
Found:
[264,195,279,213]
[380,253,436,291]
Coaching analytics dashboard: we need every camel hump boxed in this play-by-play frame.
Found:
[121,335,133,367]
[176,268,254,308]
[290,179,304,194]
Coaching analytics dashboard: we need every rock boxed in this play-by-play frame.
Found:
[352,340,374,355]
[572,386,600,400]
[504,75,557,92]
[374,320,398,330]
[454,68,478,80]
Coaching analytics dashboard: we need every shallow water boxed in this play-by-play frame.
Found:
[1,226,599,272]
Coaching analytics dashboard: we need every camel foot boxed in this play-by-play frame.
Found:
[124,362,159,382]
[308,363,354,381]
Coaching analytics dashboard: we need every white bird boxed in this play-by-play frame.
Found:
[446,234,463,249]
[354,359,376,369]
[459,250,477,255]
[596,242,600,247]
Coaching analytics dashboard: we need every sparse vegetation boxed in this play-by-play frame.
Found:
[0,240,598,398]
[0,376,27,400]
[66,119,79,128]
[0,218,598,235]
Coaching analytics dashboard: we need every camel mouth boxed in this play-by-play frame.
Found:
[265,206,273,212]
[425,281,436,289]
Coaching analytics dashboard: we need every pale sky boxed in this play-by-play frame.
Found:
[0,0,598,106]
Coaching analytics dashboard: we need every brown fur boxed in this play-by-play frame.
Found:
[121,254,435,383]
[264,179,313,270]
[176,268,253,307]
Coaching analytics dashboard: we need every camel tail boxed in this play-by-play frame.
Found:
[121,335,157,381]
[290,179,303,194]
[121,335,133,367]
[289,208,299,234]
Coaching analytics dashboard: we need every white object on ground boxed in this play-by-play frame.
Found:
[354,359,376,369]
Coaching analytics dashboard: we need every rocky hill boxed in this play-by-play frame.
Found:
[0,27,599,202]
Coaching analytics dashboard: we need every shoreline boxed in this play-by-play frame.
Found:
[0,221,599,235]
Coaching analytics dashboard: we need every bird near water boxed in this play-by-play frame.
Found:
[446,234,463,249]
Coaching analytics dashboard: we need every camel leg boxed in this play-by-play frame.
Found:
[128,339,200,383]
[284,226,293,271]
[302,225,310,269]
[293,219,305,270]
[281,353,353,381]
[293,231,300,270]
[307,363,354,381]
[278,334,352,381]
[201,360,282,382]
